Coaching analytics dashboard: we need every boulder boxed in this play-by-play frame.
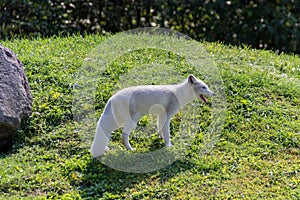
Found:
[0,45,32,152]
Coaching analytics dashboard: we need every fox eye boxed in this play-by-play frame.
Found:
[202,86,206,89]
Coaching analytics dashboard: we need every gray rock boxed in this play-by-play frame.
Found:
[0,45,32,151]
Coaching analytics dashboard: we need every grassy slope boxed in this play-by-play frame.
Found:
[0,35,299,199]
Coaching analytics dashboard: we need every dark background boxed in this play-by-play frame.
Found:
[1,0,299,54]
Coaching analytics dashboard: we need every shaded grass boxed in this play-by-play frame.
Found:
[0,34,299,199]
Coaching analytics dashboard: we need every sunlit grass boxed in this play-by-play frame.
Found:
[0,34,299,199]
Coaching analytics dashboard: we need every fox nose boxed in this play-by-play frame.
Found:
[210,92,215,96]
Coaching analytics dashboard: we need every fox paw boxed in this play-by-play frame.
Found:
[165,143,173,147]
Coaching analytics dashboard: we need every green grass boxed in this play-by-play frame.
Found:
[0,34,299,199]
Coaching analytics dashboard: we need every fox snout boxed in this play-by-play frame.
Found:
[208,91,215,96]
[203,88,214,97]
[199,90,214,103]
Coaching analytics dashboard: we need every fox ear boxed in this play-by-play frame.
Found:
[188,74,196,85]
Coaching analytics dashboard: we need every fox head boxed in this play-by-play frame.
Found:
[187,74,214,103]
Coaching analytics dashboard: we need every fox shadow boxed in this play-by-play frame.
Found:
[78,150,197,199]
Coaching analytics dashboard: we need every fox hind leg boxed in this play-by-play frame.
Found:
[122,122,137,150]
[122,112,141,150]
[157,114,167,139]
[162,118,172,147]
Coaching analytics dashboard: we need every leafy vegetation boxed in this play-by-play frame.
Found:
[0,34,299,199]
[1,1,300,53]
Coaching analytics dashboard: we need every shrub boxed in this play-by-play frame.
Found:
[1,0,299,53]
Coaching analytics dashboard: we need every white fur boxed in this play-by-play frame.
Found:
[91,74,214,158]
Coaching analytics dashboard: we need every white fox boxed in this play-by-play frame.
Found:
[91,74,214,158]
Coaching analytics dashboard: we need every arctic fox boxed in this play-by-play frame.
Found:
[91,74,214,158]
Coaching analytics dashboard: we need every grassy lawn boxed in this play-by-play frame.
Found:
[0,34,299,199]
